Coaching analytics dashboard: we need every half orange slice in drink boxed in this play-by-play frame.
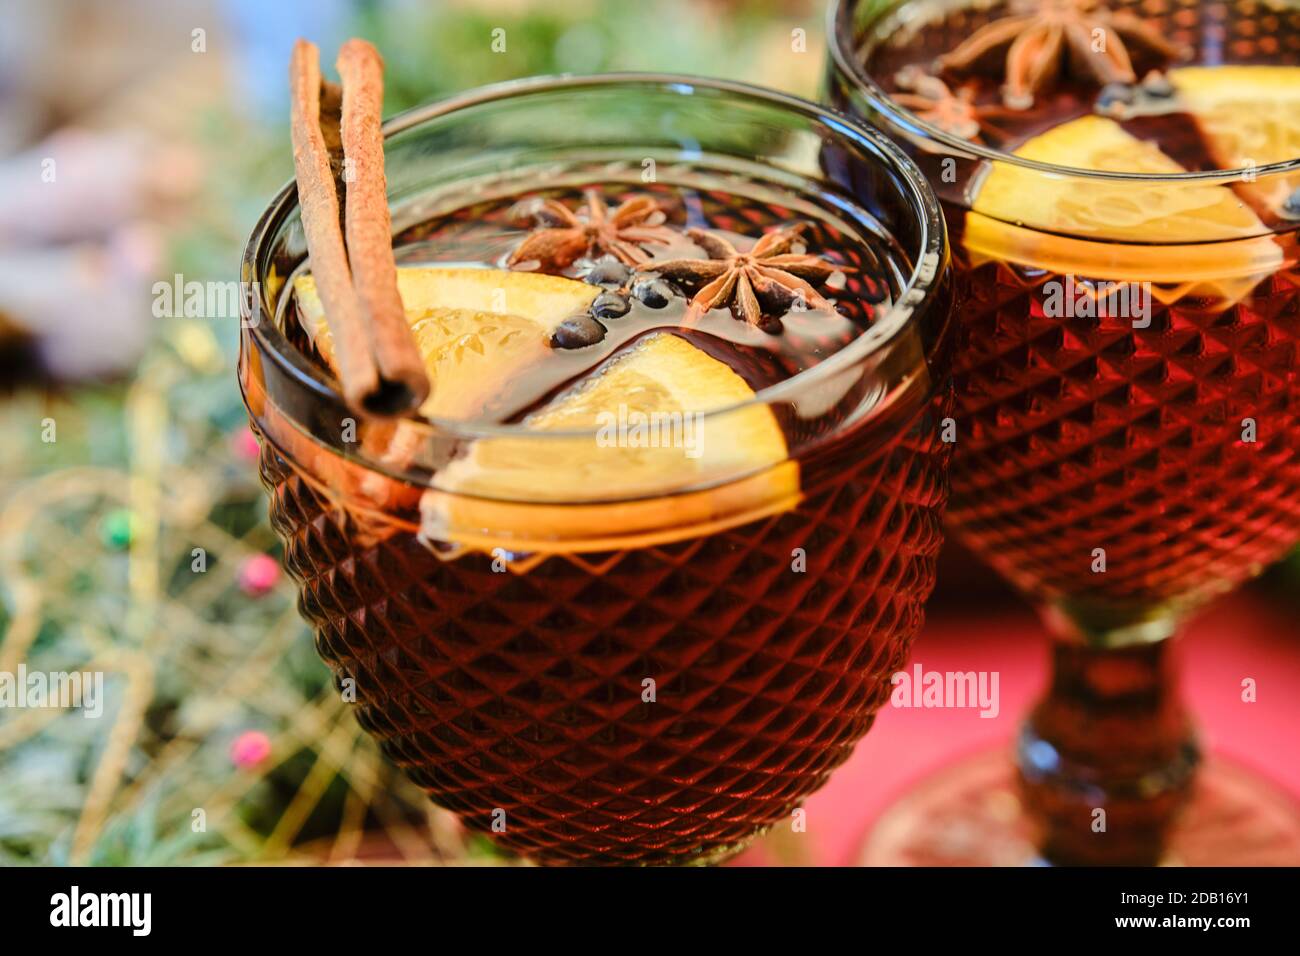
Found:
[963,115,1283,309]
[420,330,799,555]
[295,267,599,420]
[1169,65,1300,219]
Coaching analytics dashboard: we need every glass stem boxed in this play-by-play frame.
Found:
[1016,638,1200,865]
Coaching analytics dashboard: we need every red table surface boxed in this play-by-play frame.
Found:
[735,556,1300,867]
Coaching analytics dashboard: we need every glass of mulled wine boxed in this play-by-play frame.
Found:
[827,0,1300,865]
[239,74,955,864]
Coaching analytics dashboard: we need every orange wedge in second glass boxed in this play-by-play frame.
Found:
[1169,65,1300,219]
[963,115,1284,309]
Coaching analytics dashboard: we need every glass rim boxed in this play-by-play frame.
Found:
[826,0,1300,185]
[241,71,948,441]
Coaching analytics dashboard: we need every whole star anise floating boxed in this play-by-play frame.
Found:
[936,0,1189,109]
[637,225,843,333]
[507,190,677,271]
[892,66,1018,142]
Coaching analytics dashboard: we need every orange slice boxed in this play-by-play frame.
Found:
[1170,65,1300,218]
[964,115,1283,306]
[420,332,799,556]
[294,267,598,420]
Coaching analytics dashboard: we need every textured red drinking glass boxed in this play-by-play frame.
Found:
[239,75,954,864]
[828,0,1300,865]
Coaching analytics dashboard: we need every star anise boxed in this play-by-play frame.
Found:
[637,225,843,332]
[936,0,1189,109]
[507,190,677,271]
[892,66,1018,143]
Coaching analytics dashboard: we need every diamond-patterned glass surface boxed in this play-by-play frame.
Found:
[257,399,949,864]
[949,254,1300,616]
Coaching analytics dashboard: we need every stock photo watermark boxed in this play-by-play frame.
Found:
[1043,274,1153,328]
[0,666,103,718]
[595,405,705,459]
[49,886,150,936]
[152,274,261,324]
[890,663,1000,718]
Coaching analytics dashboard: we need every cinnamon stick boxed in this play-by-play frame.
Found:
[288,38,430,416]
[336,40,429,412]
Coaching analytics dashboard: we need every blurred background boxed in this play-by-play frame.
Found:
[0,0,1296,866]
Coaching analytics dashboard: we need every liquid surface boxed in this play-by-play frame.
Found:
[866,0,1300,164]
[289,173,907,426]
